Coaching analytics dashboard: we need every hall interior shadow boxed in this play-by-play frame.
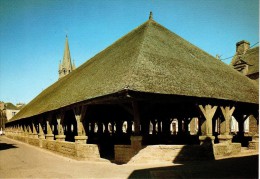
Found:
[128,155,259,179]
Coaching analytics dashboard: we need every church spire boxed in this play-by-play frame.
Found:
[58,35,76,79]
[149,11,153,20]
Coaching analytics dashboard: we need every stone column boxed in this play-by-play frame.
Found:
[55,112,66,141]
[198,104,217,145]
[218,106,235,144]
[45,114,54,140]
[73,106,88,144]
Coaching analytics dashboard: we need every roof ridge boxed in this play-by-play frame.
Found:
[125,21,151,90]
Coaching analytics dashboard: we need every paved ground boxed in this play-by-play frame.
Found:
[0,136,258,178]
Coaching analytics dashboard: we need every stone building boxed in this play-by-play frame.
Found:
[231,40,259,81]
[0,102,25,134]
[230,41,259,138]
[58,35,76,79]
[5,13,258,163]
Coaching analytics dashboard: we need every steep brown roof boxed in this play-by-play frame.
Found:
[11,19,259,122]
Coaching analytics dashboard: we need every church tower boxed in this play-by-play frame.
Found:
[59,35,76,79]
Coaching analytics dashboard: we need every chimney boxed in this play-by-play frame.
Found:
[236,40,250,55]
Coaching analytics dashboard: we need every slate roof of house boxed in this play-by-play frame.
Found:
[10,18,259,122]
[5,103,19,110]
[231,46,259,76]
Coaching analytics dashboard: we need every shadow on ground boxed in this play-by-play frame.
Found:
[0,141,18,151]
[128,155,259,179]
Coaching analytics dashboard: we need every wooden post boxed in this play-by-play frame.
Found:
[177,118,183,135]
[31,121,38,139]
[198,104,217,144]
[131,101,142,151]
[132,101,141,135]
[45,113,54,140]
[218,106,235,144]
[38,116,45,139]
[55,111,66,141]
[73,106,88,144]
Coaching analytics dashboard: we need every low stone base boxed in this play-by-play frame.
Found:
[75,136,88,144]
[45,134,54,140]
[6,134,100,160]
[249,141,259,151]
[55,135,66,141]
[131,136,143,151]
[218,135,233,144]
[214,143,241,156]
[38,135,45,140]
[29,133,39,139]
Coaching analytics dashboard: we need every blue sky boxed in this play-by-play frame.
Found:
[0,0,259,104]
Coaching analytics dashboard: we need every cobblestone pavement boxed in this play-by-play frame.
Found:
[0,136,258,178]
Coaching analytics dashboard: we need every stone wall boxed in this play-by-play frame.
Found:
[114,145,134,164]
[115,144,215,164]
[115,143,241,164]
[6,135,101,160]
[28,138,40,147]
[214,143,241,156]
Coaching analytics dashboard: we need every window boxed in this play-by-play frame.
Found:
[12,112,16,117]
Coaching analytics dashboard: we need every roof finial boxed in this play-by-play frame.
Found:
[149,11,153,20]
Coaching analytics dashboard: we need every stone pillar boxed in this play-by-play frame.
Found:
[73,106,88,144]
[198,104,217,145]
[218,106,235,144]
[55,112,66,141]
[45,114,54,140]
